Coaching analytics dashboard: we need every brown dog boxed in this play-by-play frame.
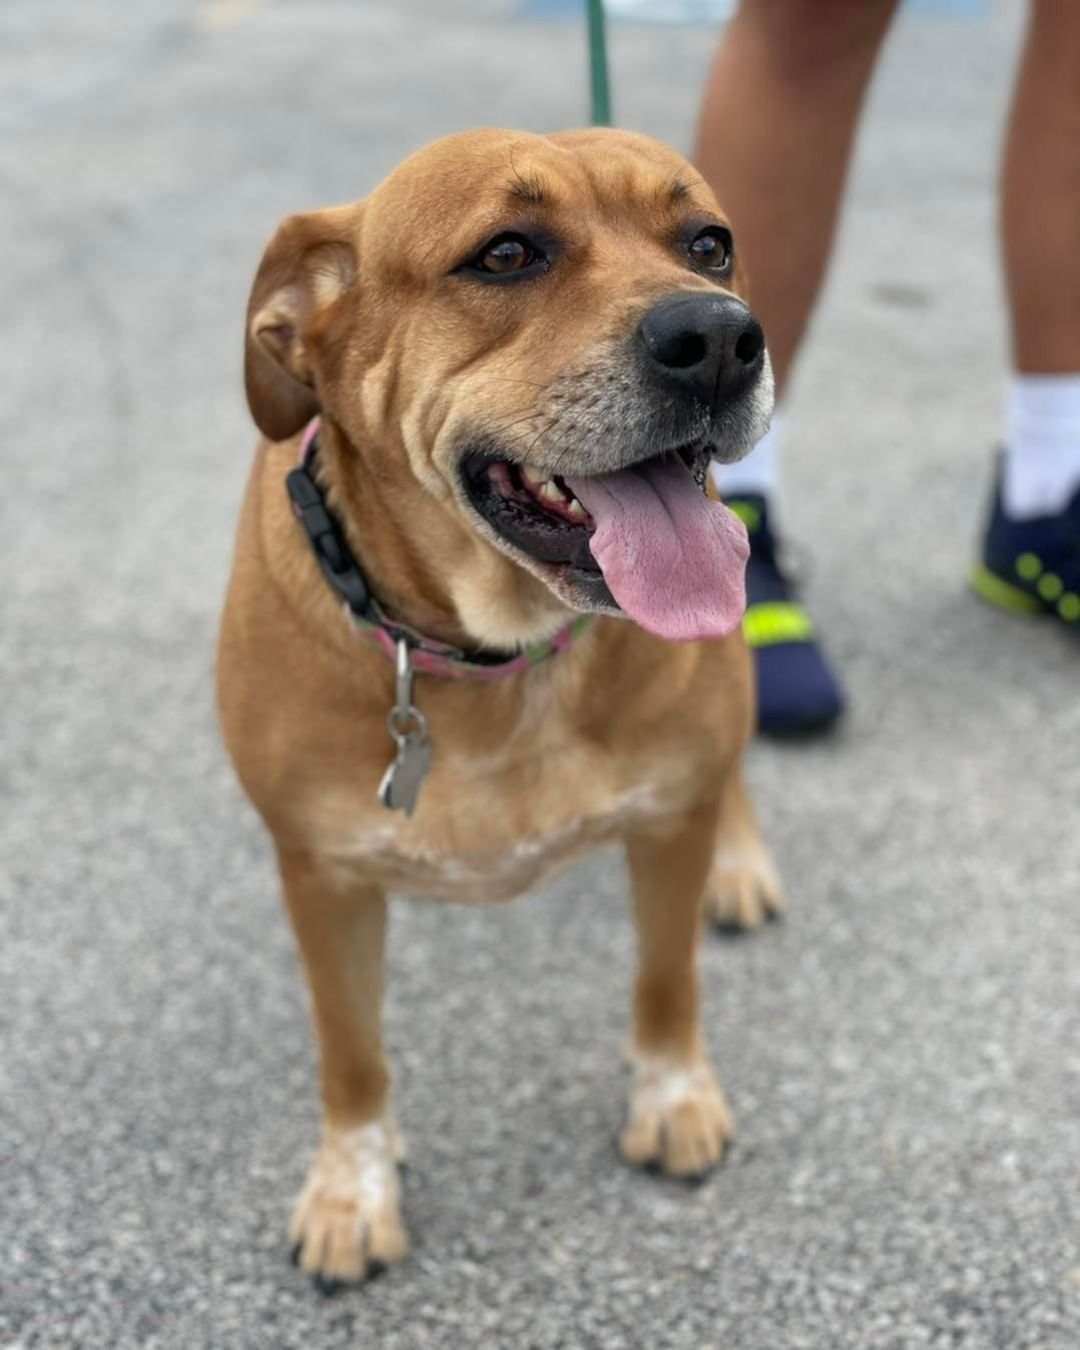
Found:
[217,127,783,1285]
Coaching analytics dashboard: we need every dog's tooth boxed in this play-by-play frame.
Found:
[540,480,567,503]
[522,463,546,487]
[567,497,587,519]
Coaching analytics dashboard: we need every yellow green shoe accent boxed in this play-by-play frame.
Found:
[742,600,816,648]
[1037,572,1063,602]
[1015,551,1042,582]
[970,563,1045,615]
[1058,592,1080,622]
[727,499,762,533]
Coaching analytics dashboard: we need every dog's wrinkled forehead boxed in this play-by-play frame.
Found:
[359,127,729,274]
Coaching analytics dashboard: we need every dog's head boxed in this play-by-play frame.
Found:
[245,128,773,647]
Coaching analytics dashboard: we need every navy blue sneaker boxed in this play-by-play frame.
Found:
[725,495,846,736]
[971,465,1080,627]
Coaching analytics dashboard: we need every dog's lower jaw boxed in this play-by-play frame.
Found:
[440,506,610,647]
[452,493,619,631]
[289,1116,408,1285]
[448,557,588,651]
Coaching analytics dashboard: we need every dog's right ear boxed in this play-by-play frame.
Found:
[244,206,359,442]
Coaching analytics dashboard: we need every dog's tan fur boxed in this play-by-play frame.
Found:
[217,128,782,1284]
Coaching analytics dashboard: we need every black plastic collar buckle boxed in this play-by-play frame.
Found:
[286,462,372,617]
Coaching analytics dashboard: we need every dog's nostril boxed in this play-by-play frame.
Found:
[734,328,763,366]
[640,295,765,401]
[657,330,708,370]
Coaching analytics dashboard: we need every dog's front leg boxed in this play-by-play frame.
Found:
[621,801,734,1178]
[277,848,407,1286]
[704,762,786,931]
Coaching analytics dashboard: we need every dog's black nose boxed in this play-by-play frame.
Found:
[638,292,765,408]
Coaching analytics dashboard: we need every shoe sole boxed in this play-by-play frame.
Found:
[758,708,844,738]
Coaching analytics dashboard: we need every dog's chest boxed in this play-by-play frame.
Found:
[308,744,675,903]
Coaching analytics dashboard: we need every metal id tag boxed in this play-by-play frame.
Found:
[377,640,432,816]
[378,725,431,815]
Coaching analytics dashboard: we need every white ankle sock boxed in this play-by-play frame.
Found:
[709,411,783,501]
[1002,375,1080,518]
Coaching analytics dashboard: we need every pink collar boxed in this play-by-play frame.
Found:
[290,418,591,681]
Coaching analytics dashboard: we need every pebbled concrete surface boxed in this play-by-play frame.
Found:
[2,2,1079,1347]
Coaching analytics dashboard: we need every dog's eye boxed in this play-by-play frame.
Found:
[465,233,547,279]
[481,237,532,273]
[688,227,733,275]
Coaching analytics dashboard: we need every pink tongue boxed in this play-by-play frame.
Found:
[565,458,749,641]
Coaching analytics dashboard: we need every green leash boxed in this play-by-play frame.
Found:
[586,0,612,126]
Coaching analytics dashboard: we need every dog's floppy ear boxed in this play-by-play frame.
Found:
[243,206,359,442]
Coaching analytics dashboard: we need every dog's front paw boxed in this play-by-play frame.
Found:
[620,1056,733,1179]
[704,843,785,931]
[290,1118,408,1287]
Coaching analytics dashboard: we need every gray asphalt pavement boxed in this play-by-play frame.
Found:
[2,2,1079,1347]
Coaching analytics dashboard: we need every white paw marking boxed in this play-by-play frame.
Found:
[297,1118,401,1224]
[628,1055,717,1115]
